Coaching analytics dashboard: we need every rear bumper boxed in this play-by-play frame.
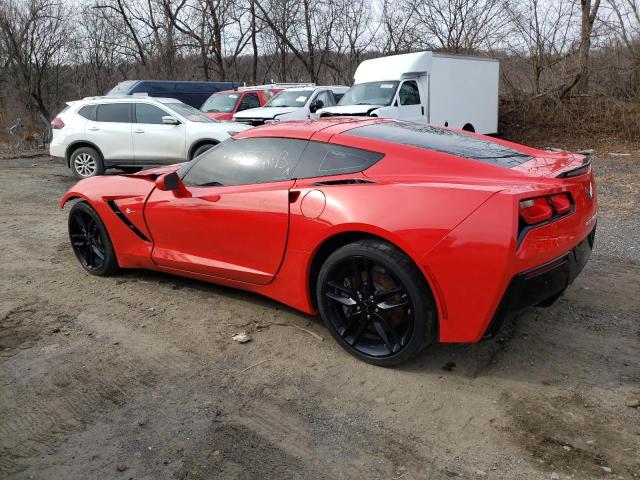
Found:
[49,142,65,159]
[483,225,595,338]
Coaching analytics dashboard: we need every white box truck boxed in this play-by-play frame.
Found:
[317,51,500,134]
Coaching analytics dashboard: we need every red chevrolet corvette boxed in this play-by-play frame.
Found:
[61,118,597,365]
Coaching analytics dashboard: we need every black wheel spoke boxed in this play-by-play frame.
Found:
[339,311,362,337]
[89,220,98,238]
[363,258,375,295]
[372,319,395,353]
[349,318,368,347]
[327,280,357,299]
[91,244,105,261]
[350,257,363,290]
[375,313,403,350]
[375,287,403,302]
[326,291,356,307]
[377,299,409,311]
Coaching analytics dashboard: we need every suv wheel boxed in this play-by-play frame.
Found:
[70,147,105,178]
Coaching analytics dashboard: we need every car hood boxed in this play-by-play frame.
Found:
[205,112,234,121]
[318,105,380,116]
[233,106,300,120]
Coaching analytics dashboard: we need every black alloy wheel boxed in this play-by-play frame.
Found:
[318,239,436,366]
[68,201,118,276]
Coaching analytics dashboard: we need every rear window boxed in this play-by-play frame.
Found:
[345,122,531,167]
[293,142,384,179]
[77,105,96,120]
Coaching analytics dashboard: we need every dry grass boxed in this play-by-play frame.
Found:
[500,95,640,153]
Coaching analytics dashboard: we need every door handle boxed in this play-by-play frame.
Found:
[88,127,99,131]
[134,129,144,134]
[199,194,220,203]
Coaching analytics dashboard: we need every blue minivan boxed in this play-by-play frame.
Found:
[106,80,241,109]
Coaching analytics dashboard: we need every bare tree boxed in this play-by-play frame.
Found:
[403,0,510,53]
[562,0,602,96]
[505,0,577,96]
[0,0,70,120]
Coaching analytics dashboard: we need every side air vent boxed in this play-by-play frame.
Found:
[107,200,150,242]
[312,179,375,186]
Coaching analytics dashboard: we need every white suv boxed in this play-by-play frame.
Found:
[50,96,251,178]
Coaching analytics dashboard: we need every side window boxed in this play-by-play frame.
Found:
[77,105,96,121]
[293,142,384,179]
[398,81,421,106]
[136,103,168,124]
[238,93,260,112]
[96,103,132,123]
[314,90,332,107]
[182,138,308,187]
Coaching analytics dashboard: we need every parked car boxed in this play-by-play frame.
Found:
[50,96,250,178]
[232,85,348,126]
[318,51,500,134]
[201,84,307,121]
[106,80,240,109]
[61,117,597,366]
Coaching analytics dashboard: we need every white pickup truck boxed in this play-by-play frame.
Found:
[233,85,349,126]
[318,51,500,134]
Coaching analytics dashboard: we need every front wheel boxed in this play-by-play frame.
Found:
[317,239,437,366]
[68,201,118,276]
[192,143,215,159]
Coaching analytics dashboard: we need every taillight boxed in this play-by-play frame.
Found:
[549,193,571,214]
[519,193,573,226]
[51,117,65,129]
[519,198,553,224]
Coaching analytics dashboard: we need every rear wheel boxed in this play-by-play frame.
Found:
[70,147,104,178]
[68,201,118,276]
[317,239,437,366]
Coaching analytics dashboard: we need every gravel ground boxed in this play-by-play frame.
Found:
[0,153,639,480]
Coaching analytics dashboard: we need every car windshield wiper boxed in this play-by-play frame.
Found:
[201,181,224,187]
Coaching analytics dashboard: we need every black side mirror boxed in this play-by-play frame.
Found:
[310,99,324,113]
[156,171,181,191]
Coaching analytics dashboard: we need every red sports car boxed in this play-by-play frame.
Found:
[61,118,597,366]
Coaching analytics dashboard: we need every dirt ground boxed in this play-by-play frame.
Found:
[0,150,639,480]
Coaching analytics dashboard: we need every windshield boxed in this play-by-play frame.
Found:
[166,102,215,123]
[338,81,399,107]
[265,90,314,108]
[201,92,240,113]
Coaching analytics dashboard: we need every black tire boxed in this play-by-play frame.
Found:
[192,143,215,159]
[317,239,437,366]
[68,201,118,276]
[119,167,143,174]
[70,146,105,178]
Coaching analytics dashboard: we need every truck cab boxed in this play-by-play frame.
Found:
[318,52,499,134]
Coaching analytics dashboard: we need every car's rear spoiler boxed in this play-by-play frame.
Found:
[556,154,592,179]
